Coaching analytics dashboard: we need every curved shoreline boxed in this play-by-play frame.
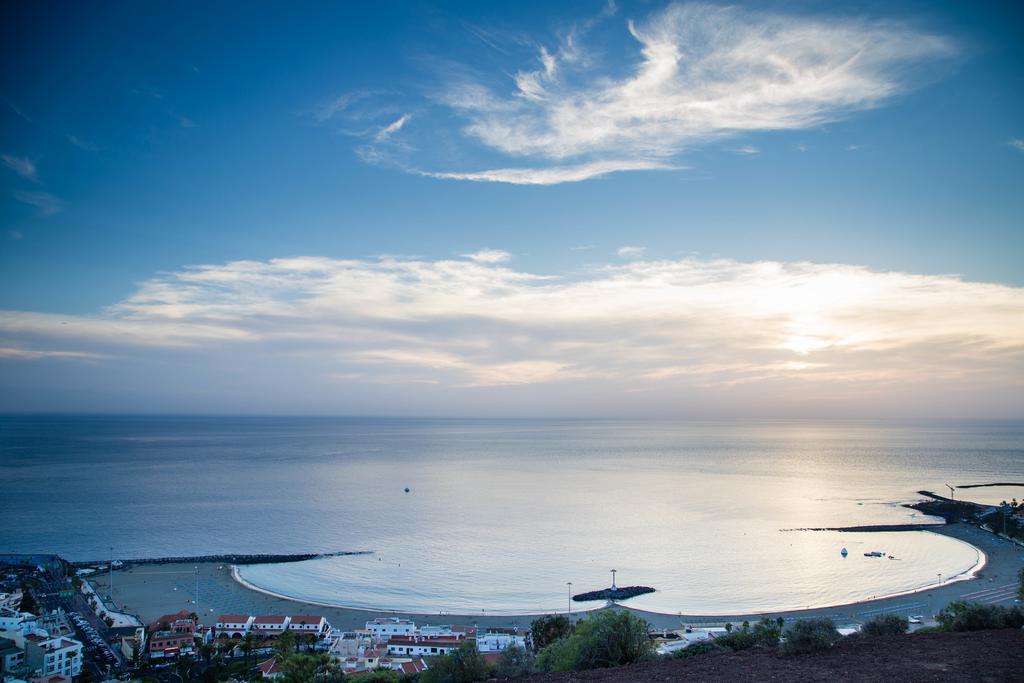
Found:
[228,525,988,619]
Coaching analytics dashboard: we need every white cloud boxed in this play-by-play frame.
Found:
[418,159,675,185]
[0,347,106,361]
[463,249,512,264]
[733,145,759,156]
[375,114,411,142]
[13,190,63,216]
[1008,138,1024,153]
[67,135,100,151]
[2,154,37,181]
[1,253,1020,414]
[617,245,646,259]
[383,2,953,184]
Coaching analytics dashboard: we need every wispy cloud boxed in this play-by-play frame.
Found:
[0,347,106,361]
[375,114,411,143]
[2,253,1019,414]
[13,190,63,216]
[462,248,512,264]
[616,245,646,259]
[2,154,38,181]
[347,2,952,185]
[417,159,676,185]
[67,134,101,151]
[732,146,759,156]
[1008,138,1024,153]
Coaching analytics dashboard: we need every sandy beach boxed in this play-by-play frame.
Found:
[90,523,1022,631]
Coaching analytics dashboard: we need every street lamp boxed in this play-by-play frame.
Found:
[567,582,573,621]
[611,569,617,590]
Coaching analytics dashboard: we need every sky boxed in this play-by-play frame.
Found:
[1,0,1022,418]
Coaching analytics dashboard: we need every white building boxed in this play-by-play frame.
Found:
[385,635,462,658]
[24,635,82,679]
[365,618,415,639]
[215,615,253,638]
[251,616,288,637]
[287,615,329,638]
[477,631,527,653]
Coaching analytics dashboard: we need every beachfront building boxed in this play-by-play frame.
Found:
[147,610,197,659]
[251,615,288,638]
[365,617,415,640]
[287,615,330,639]
[477,629,527,653]
[23,634,82,678]
[215,614,253,638]
[385,634,463,657]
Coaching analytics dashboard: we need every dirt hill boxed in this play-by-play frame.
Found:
[525,629,1024,682]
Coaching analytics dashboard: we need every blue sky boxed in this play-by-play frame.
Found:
[1,1,1022,416]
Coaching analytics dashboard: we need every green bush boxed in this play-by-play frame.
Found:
[711,617,781,651]
[671,641,727,659]
[535,610,653,672]
[528,614,572,653]
[861,613,909,636]
[782,618,841,654]
[936,601,1024,631]
[420,641,490,683]
[494,644,534,678]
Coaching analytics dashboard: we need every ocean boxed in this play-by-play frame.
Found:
[2,416,1022,615]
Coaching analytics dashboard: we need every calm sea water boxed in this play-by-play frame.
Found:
[2,416,1022,614]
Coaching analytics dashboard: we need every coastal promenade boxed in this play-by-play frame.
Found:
[94,523,1022,631]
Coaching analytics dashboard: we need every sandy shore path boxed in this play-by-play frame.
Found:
[93,523,1022,631]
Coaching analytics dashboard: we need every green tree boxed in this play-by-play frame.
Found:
[536,609,653,672]
[861,613,908,637]
[359,671,400,682]
[495,644,534,678]
[282,653,343,683]
[199,642,215,666]
[782,618,841,654]
[274,630,298,658]
[527,614,572,653]
[19,588,39,615]
[937,601,1024,631]
[240,633,256,666]
[420,641,490,683]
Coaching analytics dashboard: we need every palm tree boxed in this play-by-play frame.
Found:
[240,633,255,667]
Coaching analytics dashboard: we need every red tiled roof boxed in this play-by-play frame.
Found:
[253,615,287,624]
[217,615,249,623]
[289,615,322,624]
[257,658,280,675]
[400,660,428,674]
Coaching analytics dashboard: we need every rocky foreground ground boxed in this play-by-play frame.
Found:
[526,629,1024,682]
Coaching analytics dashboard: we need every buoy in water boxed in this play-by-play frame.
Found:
[841,547,849,557]
[404,487,410,493]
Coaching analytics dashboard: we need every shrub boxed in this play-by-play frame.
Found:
[937,601,1024,631]
[528,614,572,653]
[494,644,534,679]
[420,641,490,683]
[782,618,841,654]
[861,613,908,637]
[672,641,727,659]
[534,632,580,673]
[712,617,781,651]
[535,610,653,672]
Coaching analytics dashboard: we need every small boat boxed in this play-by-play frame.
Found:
[404,487,410,493]
[864,551,884,557]
[840,547,848,557]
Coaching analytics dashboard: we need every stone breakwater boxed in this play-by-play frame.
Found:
[573,586,655,602]
[69,550,373,568]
